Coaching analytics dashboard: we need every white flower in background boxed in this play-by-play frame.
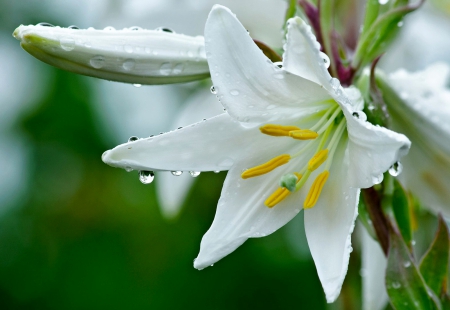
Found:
[388,63,450,217]
[102,5,410,302]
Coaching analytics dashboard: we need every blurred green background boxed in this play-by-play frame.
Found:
[1,0,449,309]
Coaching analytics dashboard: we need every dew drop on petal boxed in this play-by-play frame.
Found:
[125,166,133,172]
[330,78,340,90]
[320,52,330,69]
[37,22,55,27]
[171,171,183,176]
[214,170,220,173]
[90,55,105,69]
[159,62,172,75]
[389,162,403,176]
[139,170,155,184]
[123,59,136,71]
[372,173,384,185]
[128,136,139,142]
[60,37,75,51]
[397,21,404,27]
[68,25,79,29]
[210,86,217,94]
[130,26,142,31]
[156,27,174,33]
[172,63,184,75]
[230,90,239,96]
[352,111,367,121]
[189,171,201,177]
[273,62,283,68]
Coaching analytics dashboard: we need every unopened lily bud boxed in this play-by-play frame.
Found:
[13,25,210,85]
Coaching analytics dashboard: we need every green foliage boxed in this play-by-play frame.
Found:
[392,180,413,247]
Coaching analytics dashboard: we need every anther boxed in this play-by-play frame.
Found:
[260,124,300,137]
[308,149,329,171]
[304,171,329,209]
[289,129,318,140]
[241,154,291,179]
[265,173,302,208]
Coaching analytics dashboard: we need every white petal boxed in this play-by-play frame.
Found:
[344,106,411,189]
[304,142,359,303]
[102,113,301,172]
[283,17,330,85]
[194,148,317,269]
[155,88,224,219]
[205,5,332,124]
[388,63,450,216]
[361,227,389,310]
[13,25,209,84]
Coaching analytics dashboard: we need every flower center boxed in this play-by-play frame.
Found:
[241,103,347,209]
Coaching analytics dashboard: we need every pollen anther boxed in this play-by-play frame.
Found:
[289,129,319,140]
[308,149,329,171]
[304,171,329,209]
[260,124,301,137]
[241,154,291,179]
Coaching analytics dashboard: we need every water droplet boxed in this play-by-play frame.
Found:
[372,173,384,185]
[172,63,184,75]
[330,78,340,90]
[37,22,55,27]
[210,86,217,94]
[90,55,105,69]
[128,136,139,142]
[133,84,142,88]
[189,171,201,177]
[139,170,155,184]
[273,62,283,68]
[412,240,416,246]
[156,27,174,33]
[130,26,142,31]
[389,161,403,177]
[123,59,136,71]
[125,166,133,172]
[320,52,331,69]
[103,26,115,31]
[60,37,75,51]
[397,21,404,27]
[124,45,133,53]
[214,170,220,173]
[392,282,401,289]
[159,62,172,75]
[230,90,239,96]
[352,111,367,121]
[403,261,411,268]
[171,171,183,176]
[68,25,79,29]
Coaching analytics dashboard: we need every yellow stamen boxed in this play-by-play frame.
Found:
[308,149,329,171]
[260,124,301,137]
[265,173,303,208]
[304,171,329,209]
[241,154,291,179]
[289,129,319,140]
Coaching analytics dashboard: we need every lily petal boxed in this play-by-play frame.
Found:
[304,142,359,303]
[344,107,411,189]
[102,113,300,172]
[361,227,389,310]
[13,25,209,85]
[205,5,332,124]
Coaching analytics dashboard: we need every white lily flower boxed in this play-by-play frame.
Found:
[13,24,209,84]
[387,63,450,217]
[102,5,410,302]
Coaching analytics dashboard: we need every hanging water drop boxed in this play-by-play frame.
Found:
[214,170,220,173]
[210,86,217,94]
[389,162,403,176]
[139,170,155,184]
[133,84,142,88]
[125,166,133,172]
[128,136,139,142]
[372,173,384,185]
[352,111,367,121]
[171,171,183,176]
[320,52,331,69]
[189,171,201,177]
[37,22,55,27]
[273,62,283,68]
[68,25,79,29]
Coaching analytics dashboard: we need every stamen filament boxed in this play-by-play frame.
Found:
[289,129,318,140]
[325,120,347,171]
[304,171,329,209]
[317,107,343,134]
[241,154,291,179]
[310,105,340,132]
[260,124,300,136]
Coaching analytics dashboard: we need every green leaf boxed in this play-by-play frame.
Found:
[420,215,450,298]
[392,180,413,247]
[358,196,378,240]
[386,228,435,310]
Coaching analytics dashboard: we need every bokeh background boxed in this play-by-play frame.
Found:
[0,0,449,309]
